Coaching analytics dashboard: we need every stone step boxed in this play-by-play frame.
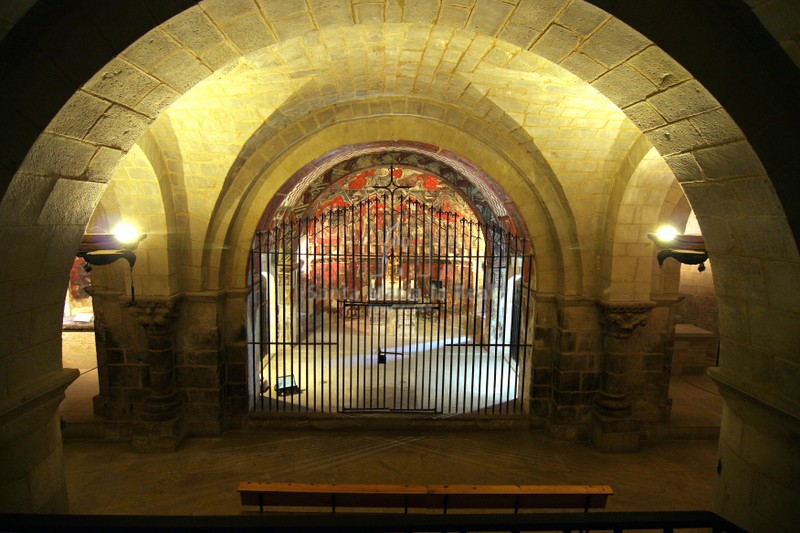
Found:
[61,418,105,439]
[641,423,720,441]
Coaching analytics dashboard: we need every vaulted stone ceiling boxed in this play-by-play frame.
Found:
[2,3,799,527]
[92,4,666,298]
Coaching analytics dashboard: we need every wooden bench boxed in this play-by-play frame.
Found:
[238,482,613,514]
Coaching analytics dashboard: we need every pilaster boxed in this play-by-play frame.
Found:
[546,296,603,440]
[0,369,77,512]
[129,296,186,452]
[709,366,800,532]
[591,300,654,452]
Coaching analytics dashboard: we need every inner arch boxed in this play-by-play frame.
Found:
[258,141,532,235]
[246,147,535,416]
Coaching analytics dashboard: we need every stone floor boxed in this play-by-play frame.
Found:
[60,367,723,519]
[63,429,720,517]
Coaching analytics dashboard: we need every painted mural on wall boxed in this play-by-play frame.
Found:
[262,150,513,233]
[64,256,94,326]
[306,166,479,223]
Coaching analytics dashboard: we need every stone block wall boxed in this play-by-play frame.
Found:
[674,213,719,334]
[61,331,96,370]
[621,302,673,423]
[0,388,71,512]
[676,263,718,335]
[713,378,800,532]
[90,290,147,440]
[529,296,557,425]
[175,294,225,436]
[86,281,685,445]
[528,294,679,440]
[673,323,717,374]
[91,290,228,441]
[548,298,603,439]
[222,290,250,429]
[589,298,677,450]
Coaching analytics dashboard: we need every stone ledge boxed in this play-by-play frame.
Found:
[0,368,79,426]
[245,413,532,432]
[589,411,641,452]
[641,422,720,441]
[708,366,800,438]
[675,323,715,338]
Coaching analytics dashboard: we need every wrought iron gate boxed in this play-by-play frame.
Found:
[248,188,533,415]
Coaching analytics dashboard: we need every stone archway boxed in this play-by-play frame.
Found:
[241,142,537,419]
[0,3,797,531]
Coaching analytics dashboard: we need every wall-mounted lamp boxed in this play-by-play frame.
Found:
[647,225,708,272]
[77,223,146,304]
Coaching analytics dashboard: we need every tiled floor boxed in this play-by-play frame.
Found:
[61,369,723,517]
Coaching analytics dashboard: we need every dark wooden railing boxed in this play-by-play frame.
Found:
[2,510,747,532]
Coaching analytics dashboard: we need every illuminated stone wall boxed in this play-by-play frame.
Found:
[675,213,719,335]
[0,3,798,531]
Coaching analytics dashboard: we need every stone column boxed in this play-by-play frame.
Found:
[0,368,78,512]
[130,297,186,452]
[590,300,654,452]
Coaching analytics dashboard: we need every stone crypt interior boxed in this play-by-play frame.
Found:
[1,2,799,532]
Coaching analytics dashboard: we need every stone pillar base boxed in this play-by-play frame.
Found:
[590,412,641,452]
[132,414,186,452]
[547,422,589,441]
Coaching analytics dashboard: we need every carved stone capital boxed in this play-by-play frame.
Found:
[596,300,655,338]
[129,297,181,332]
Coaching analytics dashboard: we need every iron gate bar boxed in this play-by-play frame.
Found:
[290,220,298,411]
[252,230,258,406]
[484,224,496,414]
[305,218,311,410]
[501,230,512,414]
[443,209,453,412]
[268,228,275,408]
[260,223,269,410]
[248,185,534,416]
[507,233,516,413]
[455,220,465,412]
[467,218,478,412]
[520,267,532,413]
[337,206,345,412]
[503,231,515,413]
[366,198,372,409]
[250,231,259,409]
[283,220,290,411]
[410,202,419,409]
[284,221,291,410]
[398,200,405,409]
[345,206,353,410]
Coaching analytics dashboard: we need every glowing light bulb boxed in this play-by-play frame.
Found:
[654,225,679,243]
[113,222,141,244]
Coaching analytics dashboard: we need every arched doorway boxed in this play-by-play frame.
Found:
[247,165,534,415]
[2,3,799,529]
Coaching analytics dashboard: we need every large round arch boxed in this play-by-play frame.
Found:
[0,3,797,531]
